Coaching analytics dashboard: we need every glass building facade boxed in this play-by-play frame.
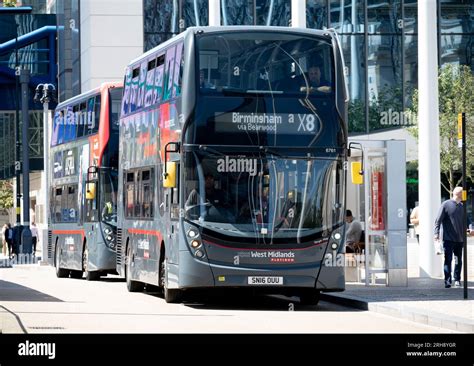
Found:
[0,1,57,179]
[143,0,474,135]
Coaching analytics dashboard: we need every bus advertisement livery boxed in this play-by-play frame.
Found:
[116,26,349,304]
[49,82,122,281]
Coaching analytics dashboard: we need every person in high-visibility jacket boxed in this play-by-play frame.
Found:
[102,201,114,221]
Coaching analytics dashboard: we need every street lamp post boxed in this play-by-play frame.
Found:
[0,6,34,256]
[20,69,32,256]
[34,84,55,264]
[14,20,21,232]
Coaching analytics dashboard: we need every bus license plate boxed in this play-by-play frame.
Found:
[248,276,283,285]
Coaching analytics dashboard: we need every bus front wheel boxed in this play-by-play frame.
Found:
[126,246,142,292]
[160,258,183,303]
[299,289,320,306]
[55,244,69,278]
[83,245,100,281]
[70,270,83,279]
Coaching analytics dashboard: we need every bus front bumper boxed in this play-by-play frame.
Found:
[175,250,345,291]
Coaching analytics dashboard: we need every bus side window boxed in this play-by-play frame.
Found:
[52,110,63,146]
[125,171,135,218]
[144,58,156,108]
[61,185,69,222]
[93,96,100,135]
[163,46,176,101]
[68,185,78,222]
[53,187,62,223]
[141,169,154,218]
[136,60,147,110]
[130,67,140,113]
[64,105,76,143]
[153,54,165,105]
[122,66,132,116]
[77,101,87,138]
[86,97,95,136]
[135,171,142,217]
[172,42,183,98]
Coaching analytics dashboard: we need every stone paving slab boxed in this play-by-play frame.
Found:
[322,277,474,332]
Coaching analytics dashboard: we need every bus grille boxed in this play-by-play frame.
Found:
[116,228,123,266]
[47,230,52,259]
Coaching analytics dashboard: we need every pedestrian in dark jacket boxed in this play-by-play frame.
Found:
[12,224,22,258]
[434,187,465,288]
[4,223,13,258]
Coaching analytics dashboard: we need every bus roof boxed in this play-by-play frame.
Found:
[127,26,334,67]
[56,81,122,110]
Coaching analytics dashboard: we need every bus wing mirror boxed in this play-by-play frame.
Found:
[86,182,96,200]
[351,162,363,185]
[163,142,180,185]
[348,142,364,185]
[163,162,177,188]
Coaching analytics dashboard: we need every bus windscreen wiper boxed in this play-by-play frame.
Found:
[246,90,283,94]
[198,145,225,156]
[261,147,284,157]
[222,87,283,96]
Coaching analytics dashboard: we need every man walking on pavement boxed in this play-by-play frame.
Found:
[434,186,465,288]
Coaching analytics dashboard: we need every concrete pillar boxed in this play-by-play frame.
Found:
[291,0,306,28]
[350,0,359,99]
[40,105,51,265]
[209,0,221,26]
[418,0,442,277]
[80,0,143,92]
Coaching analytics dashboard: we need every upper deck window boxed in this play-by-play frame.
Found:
[196,31,334,96]
[51,94,101,147]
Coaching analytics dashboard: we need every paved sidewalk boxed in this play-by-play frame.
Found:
[322,277,474,332]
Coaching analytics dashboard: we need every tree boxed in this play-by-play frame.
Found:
[407,64,474,195]
[3,0,18,7]
[0,179,14,218]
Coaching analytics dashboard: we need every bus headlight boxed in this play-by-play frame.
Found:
[183,222,205,258]
[195,250,204,258]
[331,243,338,250]
[102,224,116,249]
[188,229,198,238]
[333,232,341,241]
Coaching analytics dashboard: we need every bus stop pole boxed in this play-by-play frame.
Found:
[460,112,468,299]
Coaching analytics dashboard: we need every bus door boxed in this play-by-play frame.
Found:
[163,142,180,263]
[84,166,100,256]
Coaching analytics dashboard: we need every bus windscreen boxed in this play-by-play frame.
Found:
[183,150,344,244]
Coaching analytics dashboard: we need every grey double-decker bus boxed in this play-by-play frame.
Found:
[50,82,122,281]
[116,26,348,304]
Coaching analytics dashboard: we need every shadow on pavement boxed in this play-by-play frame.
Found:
[343,277,474,302]
[0,279,63,302]
[143,288,360,312]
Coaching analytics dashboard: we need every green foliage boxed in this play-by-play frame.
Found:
[0,180,13,212]
[3,0,18,7]
[348,85,404,134]
[407,64,474,194]
[348,99,366,133]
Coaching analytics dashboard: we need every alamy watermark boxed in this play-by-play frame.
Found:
[18,341,55,359]
[55,110,96,129]
[380,109,417,126]
[1,253,40,267]
[324,252,365,267]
